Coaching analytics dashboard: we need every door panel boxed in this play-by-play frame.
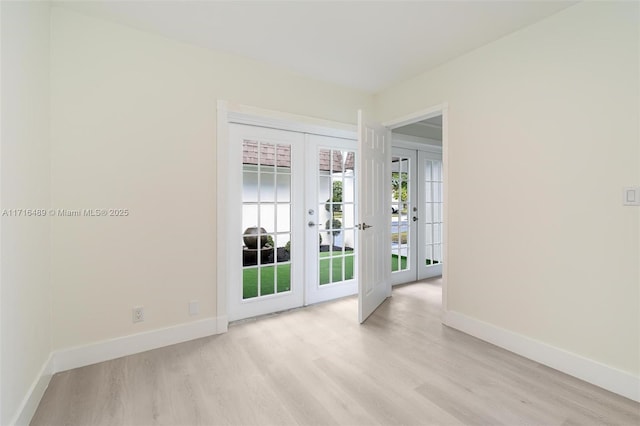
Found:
[391,147,418,285]
[418,151,444,280]
[305,135,358,305]
[357,111,391,323]
[228,124,304,321]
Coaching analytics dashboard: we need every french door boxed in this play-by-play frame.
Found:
[305,135,358,305]
[390,147,443,284]
[417,150,443,279]
[391,148,418,285]
[228,124,359,321]
[228,124,305,321]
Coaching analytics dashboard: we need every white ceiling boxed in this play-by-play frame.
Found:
[394,116,443,142]
[54,0,576,93]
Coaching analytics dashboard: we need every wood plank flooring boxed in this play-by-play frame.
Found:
[31,279,640,425]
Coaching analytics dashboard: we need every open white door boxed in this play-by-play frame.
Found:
[357,110,391,323]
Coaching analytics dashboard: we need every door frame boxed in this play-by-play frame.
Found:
[216,101,357,330]
[382,103,449,317]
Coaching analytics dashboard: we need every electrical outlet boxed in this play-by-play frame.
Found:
[132,306,144,323]
[623,187,640,206]
[189,300,199,316]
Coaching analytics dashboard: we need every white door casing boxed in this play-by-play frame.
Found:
[357,110,391,323]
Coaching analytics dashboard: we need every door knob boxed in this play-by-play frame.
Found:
[412,216,418,222]
[358,223,373,230]
[308,221,316,227]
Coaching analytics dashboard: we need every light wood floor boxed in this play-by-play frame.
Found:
[32,278,639,426]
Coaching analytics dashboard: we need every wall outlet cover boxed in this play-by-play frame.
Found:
[189,300,199,316]
[132,306,145,323]
[623,187,640,206]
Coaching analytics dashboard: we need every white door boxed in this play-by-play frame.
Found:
[357,111,391,323]
[305,135,358,305]
[390,147,418,285]
[228,124,305,321]
[417,150,444,279]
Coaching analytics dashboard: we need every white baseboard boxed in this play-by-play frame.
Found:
[443,310,640,402]
[53,316,225,373]
[216,315,228,333]
[10,353,54,426]
[11,316,227,426]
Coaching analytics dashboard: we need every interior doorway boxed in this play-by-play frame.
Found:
[389,114,444,286]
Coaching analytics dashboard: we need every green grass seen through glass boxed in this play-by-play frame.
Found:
[391,255,440,272]
[243,254,440,298]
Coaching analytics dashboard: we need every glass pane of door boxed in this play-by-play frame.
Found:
[391,155,412,273]
[305,134,358,306]
[242,140,292,299]
[318,148,356,286]
[424,158,443,268]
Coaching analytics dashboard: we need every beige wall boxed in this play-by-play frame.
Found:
[1,1,52,423]
[50,7,372,350]
[376,1,639,375]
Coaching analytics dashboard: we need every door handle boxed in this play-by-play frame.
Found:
[358,223,373,230]
[412,216,418,222]
[308,221,316,228]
